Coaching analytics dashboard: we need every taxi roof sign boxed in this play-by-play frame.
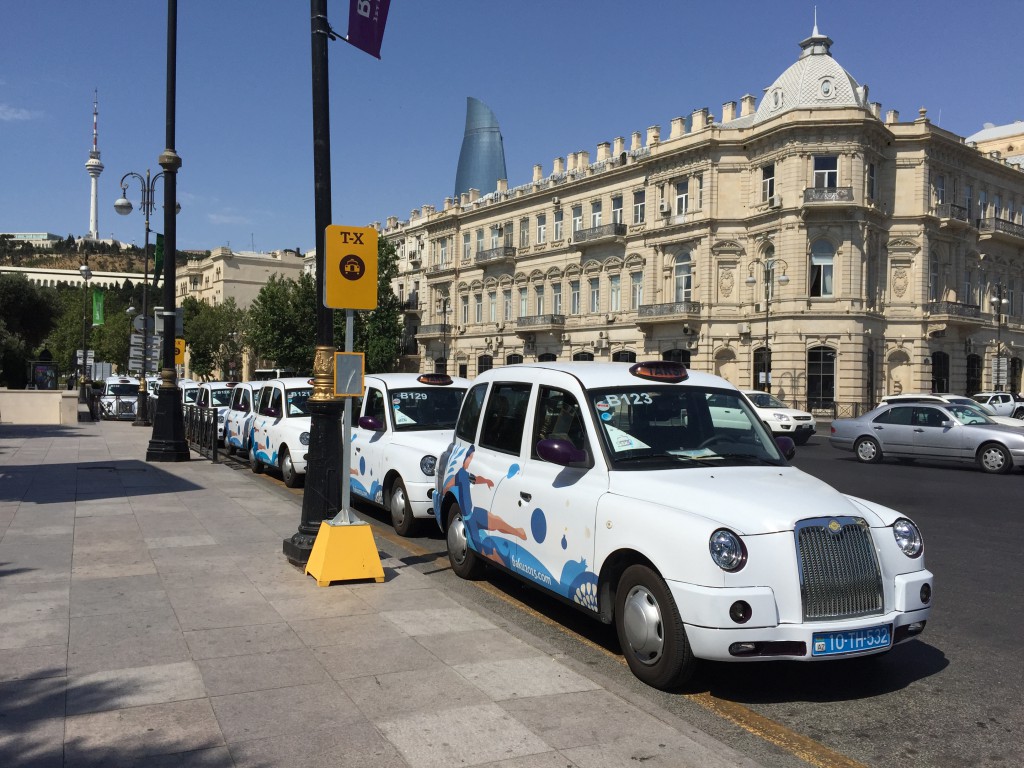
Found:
[324,225,378,310]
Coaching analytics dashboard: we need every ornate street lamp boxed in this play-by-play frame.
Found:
[79,264,93,404]
[991,283,1009,391]
[746,255,789,393]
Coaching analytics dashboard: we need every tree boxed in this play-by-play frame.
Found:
[181,296,247,380]
[0,274,57,387]
[246,272,317,374]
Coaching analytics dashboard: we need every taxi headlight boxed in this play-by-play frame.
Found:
[420,455,437,476]
[299,431,310,446]
[892,518,923,558]
[709,529,747,571]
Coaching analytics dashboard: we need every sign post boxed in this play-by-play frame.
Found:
[305,225,384,586]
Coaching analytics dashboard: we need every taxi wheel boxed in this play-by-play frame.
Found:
[854,437,882,464]
[225,440,236,457]
[280,447,303,488]
[977,442,1012,474]
[446,502,484,580]
[614,564,694,691]
[389,479,419,536]
[249,445,264,474]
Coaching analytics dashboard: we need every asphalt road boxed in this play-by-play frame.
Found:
[251,430,1023,768]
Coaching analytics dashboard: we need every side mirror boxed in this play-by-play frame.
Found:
[775,436,796,460]
[266,407,280,419]
[359,415,383,431]
[941,420,954,428]
[536,438,588,467]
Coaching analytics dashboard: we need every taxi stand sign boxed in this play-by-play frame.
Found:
[324,225,378,310]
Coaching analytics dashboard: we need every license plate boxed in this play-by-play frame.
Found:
[812,624,892,656]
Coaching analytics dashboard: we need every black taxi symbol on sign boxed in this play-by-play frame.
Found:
[340,255,365,281]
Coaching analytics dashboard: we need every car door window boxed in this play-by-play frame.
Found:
[366,388,387,429]
[532,386,589,458]
[914,407,946,428]
[456,384,488,442]
[876,406,913,425]
[268,388,283,418]
[479,382,532,455]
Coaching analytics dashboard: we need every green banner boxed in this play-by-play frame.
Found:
[153,233,164,288]
[92,289,104,326]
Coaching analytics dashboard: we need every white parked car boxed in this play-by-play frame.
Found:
[196,381,239,444]
[179,379,199,406]
[350,373,469,535]
[99,375,140,420]
[224,381,260,457]
[880,393,1023,427]
[434,361,933,690]
[741,390,817,445]
[249,377,313,487]
[971,391,1024,419]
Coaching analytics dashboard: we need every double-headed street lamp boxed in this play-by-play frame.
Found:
[746,254,789,393]
[114,169,171,426]
[79,264,93,404]
[439,296,450,374]
[991,282,1009,391]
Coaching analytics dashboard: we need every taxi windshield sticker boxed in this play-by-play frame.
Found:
[603,423,650,451]
[393,410,416,425]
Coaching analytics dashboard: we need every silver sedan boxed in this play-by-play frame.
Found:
[829,402,1024,474]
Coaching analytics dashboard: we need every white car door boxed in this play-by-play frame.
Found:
[350,384,387,506]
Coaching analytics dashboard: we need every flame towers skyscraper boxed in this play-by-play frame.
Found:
[85,90,104,240]
[454,97,507,199]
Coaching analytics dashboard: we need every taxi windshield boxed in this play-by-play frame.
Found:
[209,388,232,407]
[285,387,313,416]
[588,386,784,469]
[390,387,467,431]
[105,383,139,397]
[182,388,198,404]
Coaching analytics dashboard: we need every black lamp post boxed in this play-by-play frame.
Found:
[991,282,1009,391]
[745,255,789,393]
[114,169,171,427]
[78,264,92,404]
[146,0,189,462]
[439,296,450,374]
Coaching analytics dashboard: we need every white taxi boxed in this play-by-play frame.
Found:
[224,381,260,456]
[196,381,239,445]
[99,376,140,420]
[741,390,817,445]
[350,373,469,535]
[434,361,933,690]
[249,377,313,487]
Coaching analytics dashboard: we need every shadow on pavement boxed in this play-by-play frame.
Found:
[0,460,202,504]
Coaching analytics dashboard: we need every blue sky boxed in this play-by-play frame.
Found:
[2,1,1022,253]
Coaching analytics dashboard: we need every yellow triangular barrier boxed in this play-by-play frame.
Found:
[305,520,385,586]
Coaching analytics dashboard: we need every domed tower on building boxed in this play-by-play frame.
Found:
[454,97,507,199]
[85,90,104,240]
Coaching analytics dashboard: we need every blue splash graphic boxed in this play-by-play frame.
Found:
[531,508,547,543]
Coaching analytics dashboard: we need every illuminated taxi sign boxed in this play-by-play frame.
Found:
[416,373,453,386]
[628,361,689,383]
[226,381,239,388]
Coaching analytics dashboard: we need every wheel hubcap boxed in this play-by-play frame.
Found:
[447,513,468,565]
[858,442,875,460]
[621,585,664,666]
[391,486,407,524]
[983,448,1004,470]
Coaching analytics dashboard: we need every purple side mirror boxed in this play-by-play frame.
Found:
[536,438,588,467]
[775,436,796,460]
[359,415,383,431]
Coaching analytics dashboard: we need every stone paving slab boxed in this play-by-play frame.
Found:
[0,421,766,768]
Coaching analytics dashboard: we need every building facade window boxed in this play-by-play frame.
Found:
[612,350,637,362]
[572,205,583,234]
[675,180,689,214]
[474,293,482,323]
[490,226,499,249]
[573,351,595,361]
[554,210,564,240]
[631,272,643,308]
[696,173,704,209]
[519,218,530,248]
[814,156,839,188]
[570,280,580,315]
[867,163,876,200]
[462,232,471,260]
[810,240,835,297]
[552,283,562,314]
[965,185,973,216]
[439,237,448,264]
[762,164,775,201]
[929,252,940,302]
[633,190,645,224]
[518,287,528,318]
[503,289,512,321]
[488,290,496,322]
[476,229,484,254]
[612,195,623,224]
[478,355,493,374]
[591,201,602,227]
[460,295,469,325]
[807,346,836,408]
[506,354,523,365]
[504,223,514,247]
[535,285,544,315]
[589,277,600,313]
[537,214,547,244]
[934,174,946,205]
[674,253,692,302]
[609,274,621,311]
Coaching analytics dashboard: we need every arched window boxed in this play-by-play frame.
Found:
[662,348,691,365]
[931,351,950,393]
[611,350,636,362]
[810,240,834,297]
[673,252,692,302]
[753,347,770,391]
[505,353,523,365]
[477,355,493,374]
[434,357,447,374]
[806,346,836,408]
[538,353,557,362]
[573,351,594,361]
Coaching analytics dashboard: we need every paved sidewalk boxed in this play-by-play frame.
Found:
[0,421,765,768]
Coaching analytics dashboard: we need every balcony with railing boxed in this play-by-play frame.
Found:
[572,222,627,246]
[978,217,1024,245]
[933,203,970,227]
[925,301,983,329]
[636,301,702,328]
[475,246,517,266]
[515,314,566,335]
[416,324,449,338]
[425,261,457,278]
[802,187,855,209]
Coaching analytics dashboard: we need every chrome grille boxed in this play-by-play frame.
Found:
[795,517,883,621]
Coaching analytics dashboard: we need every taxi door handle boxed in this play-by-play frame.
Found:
[520,492,532,502]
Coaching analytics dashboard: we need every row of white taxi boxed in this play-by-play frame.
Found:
[218,363,931,691]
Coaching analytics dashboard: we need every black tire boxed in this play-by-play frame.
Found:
[249,443,264,474]
[977,442,1012,474]
[446,501,485,580]
[389,478,419,536]
[225,440,236,457]
[1013,407,1024,420]
[854,436,883,464]
[614,564,694,690]
[280,447,303,487]
[793,432,811,446]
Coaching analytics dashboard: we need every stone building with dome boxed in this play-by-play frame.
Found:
[380,24,1024,415]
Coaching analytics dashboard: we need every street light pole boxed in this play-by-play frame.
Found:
[992,282,1009,391]
[745,256,789,393]
[79,264,93,405]
[440,296,450,373]
[115,169,167,426]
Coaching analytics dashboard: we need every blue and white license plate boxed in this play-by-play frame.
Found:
[812,624,892,656]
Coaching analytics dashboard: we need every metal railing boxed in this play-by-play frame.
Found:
[637,301,703,318]
[184,404,219,462]
[475,246,517,264]
[573,222,627,244]
[934,203,969,222]
[516,314,566,328]
[803,187,854,203]
[926,301,981,318]
[978,217,1024,239]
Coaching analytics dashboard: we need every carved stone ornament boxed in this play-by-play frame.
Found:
[719,268,735,298]
[892,267,909,298]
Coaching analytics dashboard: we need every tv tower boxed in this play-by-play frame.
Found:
[85,90,104,240]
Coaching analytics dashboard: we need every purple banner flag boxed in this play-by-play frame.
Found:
[347,0,390,59]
